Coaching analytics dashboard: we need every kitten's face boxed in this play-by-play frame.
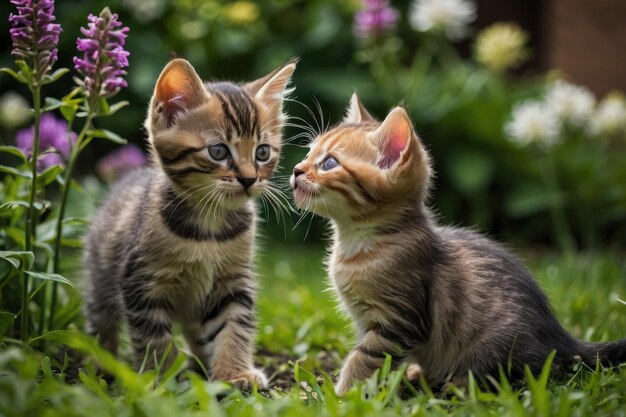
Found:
[290,94,431,223]
[147,59,295,210]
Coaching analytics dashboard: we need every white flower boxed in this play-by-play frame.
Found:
[409,0,477,41]
[505,101,560,147]
[474,22,529,72]
[545,80,595,127]
[588,93,626,137]
[0,91,30,129]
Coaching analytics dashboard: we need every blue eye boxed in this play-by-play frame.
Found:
[321,156,339,171]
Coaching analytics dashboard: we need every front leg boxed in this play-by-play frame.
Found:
[122,279,177,371]
[336,330,406,396]
[191,275,267,390]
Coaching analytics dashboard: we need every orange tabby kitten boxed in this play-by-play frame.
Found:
[291,94,626,395]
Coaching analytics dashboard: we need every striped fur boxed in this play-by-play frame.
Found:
[83,58,296,389]
[291,93,626,395]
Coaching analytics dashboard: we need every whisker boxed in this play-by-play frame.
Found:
[167,183,214,226]
[162,182,209,213]
[195,186,222,230]
[258,193,271,232]
[284,97,320,134]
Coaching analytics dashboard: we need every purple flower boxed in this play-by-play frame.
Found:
[354,0,398,39]
[73,7,130,99]
[96,144,146,182]
[15,113,77,171]
[9,0,62,81]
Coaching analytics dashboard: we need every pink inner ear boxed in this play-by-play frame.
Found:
[156,66,196,127]
[378,127,409,169]
[163,95,186,128]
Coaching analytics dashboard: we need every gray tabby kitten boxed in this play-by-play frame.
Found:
[83,58,296,389]
[291,93,626,395]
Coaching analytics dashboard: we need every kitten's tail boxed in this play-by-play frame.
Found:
[579,338,626,367]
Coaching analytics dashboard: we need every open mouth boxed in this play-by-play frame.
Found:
[293,177,317,205]
[293,186,312,204]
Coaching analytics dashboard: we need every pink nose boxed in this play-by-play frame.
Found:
[293,165,305,177]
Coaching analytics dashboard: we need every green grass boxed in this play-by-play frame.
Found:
[1,244,625,417]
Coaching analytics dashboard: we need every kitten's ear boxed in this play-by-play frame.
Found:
[153,59,209,127]
[246,59,297,107]
[343,92,375,124]
[371,107,414,169]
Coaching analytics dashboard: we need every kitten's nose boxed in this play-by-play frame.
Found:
[293,166,305,177]
[237,177,256,190]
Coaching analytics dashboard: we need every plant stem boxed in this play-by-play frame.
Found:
[49,114,93,330]
[539,157,575,257]
[21,83,42,340]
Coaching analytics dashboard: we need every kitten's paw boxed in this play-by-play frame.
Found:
[406,363,423,382]
[334,378,351,396]
[228,368,268,391]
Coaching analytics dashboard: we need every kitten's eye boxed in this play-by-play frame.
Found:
[256,144,271,162]
[208,144,229,161]
[321,156,339,171]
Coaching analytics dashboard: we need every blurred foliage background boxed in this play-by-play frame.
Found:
[0,2,625,414]
[1,0,625,251]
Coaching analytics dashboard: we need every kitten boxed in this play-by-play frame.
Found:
[291,93,626,395]
[83,58,296,389]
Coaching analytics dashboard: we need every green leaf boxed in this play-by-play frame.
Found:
[69,179,84,193]
[44,95,81,121]
[0,67,28,84]
[105,100,129,116]
[34,330,149,399]
[0,200,29,214]
[60,238,82,248]
[0,165,32,179]
[15,60,33,78]
[0,67,20,79]
[2,227,26,248]
[0,312,16,338]
[34,240,54,260]
[40,356,53,379]
[63,87,82,101]
[382,364,406,406]
[42,67,69,84]
[36,164,64,188]
[25,271,74,287]
[88,128,127,145]
[60,104,78,123]
[0,146,28,164]
[380,352,392,379]
[0,260,13,282]
[0,251,35,271]
[79,365,112,402]
[294,361,325,402]
[99,97,110,114]
[317,371,339,406]
[5,199,50,217]
[51,296,81,331]
[43,97,63,111]
[60,90,83,122]
[62,217,89,227]
[157,352,187,388]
